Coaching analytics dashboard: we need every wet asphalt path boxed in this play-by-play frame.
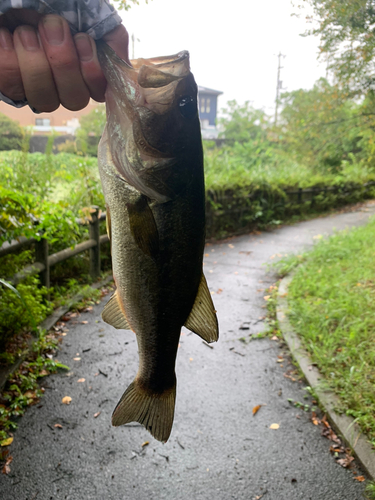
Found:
[1,204,375,500]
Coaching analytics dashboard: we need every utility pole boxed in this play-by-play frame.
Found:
[274,52,285,126]
[131,33,140,60]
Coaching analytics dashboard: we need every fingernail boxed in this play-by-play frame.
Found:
[18,26,40,51]
[42,15,64,45]
[75,34,93,62]
[0,28,13,50]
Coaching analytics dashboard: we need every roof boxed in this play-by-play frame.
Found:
[198,86,223,96]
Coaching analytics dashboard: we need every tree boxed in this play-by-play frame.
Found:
[0,113,23,151]
[279,78,369,171]
[301,0,375,94]
[112,0,150,10]
[219,100,270,144]
[75,105,106,156]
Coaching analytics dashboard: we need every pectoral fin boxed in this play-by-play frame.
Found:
[127,196,159,258]
[184,273,219,343]
[102,290,132,330]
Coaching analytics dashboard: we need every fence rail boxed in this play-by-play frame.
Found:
[0,207,109,289]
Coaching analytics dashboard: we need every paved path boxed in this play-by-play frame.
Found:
[1,203,375,500]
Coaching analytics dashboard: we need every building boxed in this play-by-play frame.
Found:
[0,99,99,135]
[198,86,223,139]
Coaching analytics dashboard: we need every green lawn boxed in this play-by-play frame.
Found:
[280,217,375,446]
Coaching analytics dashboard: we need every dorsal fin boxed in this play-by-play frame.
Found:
[184,273,219,343]
[102,290,132,330]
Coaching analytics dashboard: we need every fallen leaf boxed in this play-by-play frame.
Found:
[228,244,234,248]
[337,455,354,468]
[54,424,63,429]
[263,295,270,301]
[252,404,263,416]
[0,437,13,447]
[62,396,72,405]
[93,412,101,418]
[81,321,88,324]
[269,423,280,430]
[312,417,320,426]
[77,378,85,383]
[141,441,149,448]
[1,455,12,474]
[24,390,37,399]
[354,476,365,482]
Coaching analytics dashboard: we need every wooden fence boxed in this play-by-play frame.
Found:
[0,207,109,288]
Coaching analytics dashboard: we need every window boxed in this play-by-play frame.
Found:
[206,98,211,113]
[35,118,51,126]
[200,98,205,113]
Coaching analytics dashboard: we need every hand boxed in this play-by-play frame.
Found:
[0,10,129,112]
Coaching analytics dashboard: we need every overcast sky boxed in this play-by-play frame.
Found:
[119,0,326,116]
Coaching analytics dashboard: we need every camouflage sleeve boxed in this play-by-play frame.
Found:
[0,0,123,107]
[0,0,122,39]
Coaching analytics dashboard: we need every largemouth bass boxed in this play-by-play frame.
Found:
[97,42,219,443]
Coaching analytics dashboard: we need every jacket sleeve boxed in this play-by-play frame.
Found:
[0,0,123,107]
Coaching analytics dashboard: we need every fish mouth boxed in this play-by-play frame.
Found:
[97,42,190,113]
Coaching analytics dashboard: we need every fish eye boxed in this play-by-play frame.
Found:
[178,96,197,119]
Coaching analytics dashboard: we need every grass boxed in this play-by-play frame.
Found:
[277,216,375,447]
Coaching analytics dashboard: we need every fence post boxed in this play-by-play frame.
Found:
[35,236,50,290]
[89,206,100,280]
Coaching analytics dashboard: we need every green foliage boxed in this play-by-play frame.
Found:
[366,482,375,500]
[0,328,69,442]
[279,79,363,171]
[112,0,150,10]
[283,217,375,446]
[219,100,270,144]
[0,276,52,347]
[75,105,106,156]
[301,0,375,94]
[0,151,104,246]
[0,113,23,151]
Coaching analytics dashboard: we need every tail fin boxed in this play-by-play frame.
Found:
[112,380,176,443]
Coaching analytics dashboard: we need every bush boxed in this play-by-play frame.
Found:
[0,113,23,151]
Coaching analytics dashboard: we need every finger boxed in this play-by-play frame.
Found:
[38,15,90,111]
[13,25,59,112]
[103,24,130,64]
[74,33,106,102]
[0,28,25,101]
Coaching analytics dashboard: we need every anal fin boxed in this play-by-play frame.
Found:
[184,273,219,343]
[102,290,131,330]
